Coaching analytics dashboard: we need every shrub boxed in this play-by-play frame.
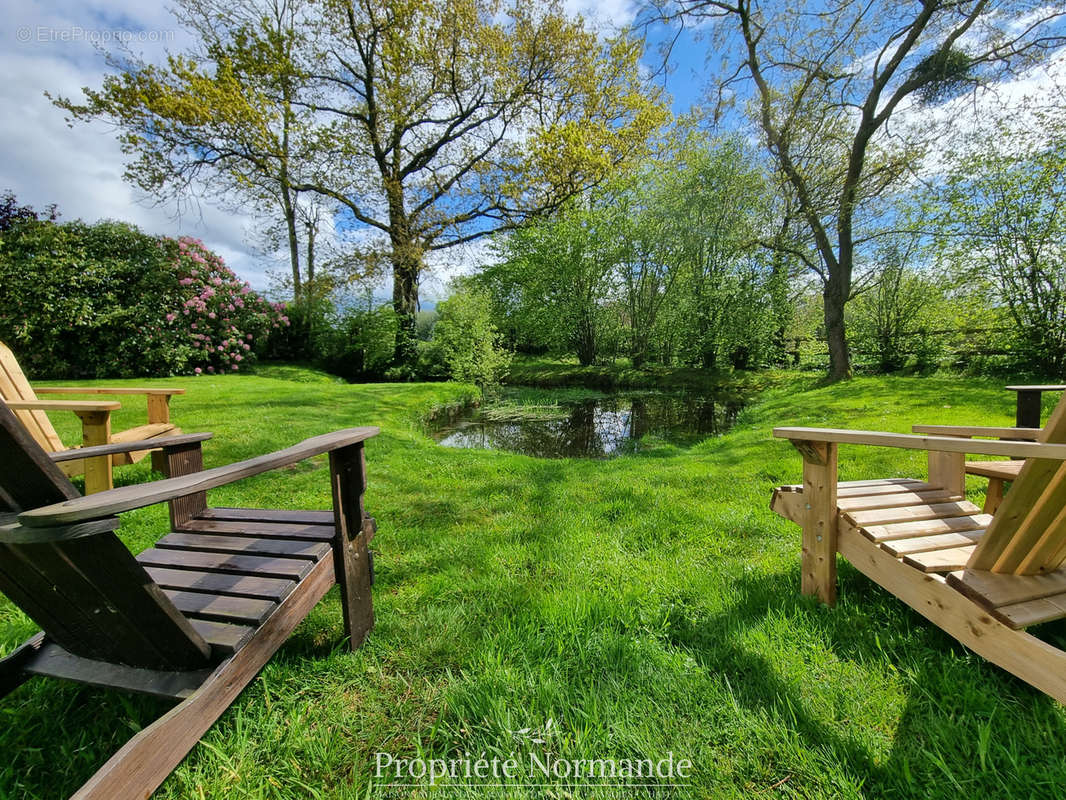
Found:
[433,284,511,386]
[316,301,399,381]
[0,213,284,378]
[165,237,287,375]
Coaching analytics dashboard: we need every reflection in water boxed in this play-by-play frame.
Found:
[432,393,743,458]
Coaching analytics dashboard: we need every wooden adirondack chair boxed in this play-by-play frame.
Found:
[771,393,1066,704]
[0,399,378,799]
[0,341,184,493]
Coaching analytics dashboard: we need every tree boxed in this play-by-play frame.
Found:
[649,134,774,368]
[0,191,59,232]
[54,0,321,308]
[483,193,625,365]
[57,0,666,365]
[657,0,1066,379]
[933,114,1066,375]
[433,282,512,386]
[848,241,942,372]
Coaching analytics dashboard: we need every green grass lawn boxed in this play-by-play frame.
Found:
[2,369,1066,799]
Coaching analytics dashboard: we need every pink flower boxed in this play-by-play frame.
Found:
[179,277,194,286]
[208,312,217,319]
[234,354,243,362]
[231,364,239,370]
[243,343,250,350]
[194,367,202,374]
[207,366,215,373]
[165,313,176,322]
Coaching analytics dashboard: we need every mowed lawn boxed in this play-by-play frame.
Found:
[2,368,1066,799]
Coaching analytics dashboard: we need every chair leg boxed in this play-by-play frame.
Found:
[0,633,43,700]
[329,443,375,650]
[795,440,839,606]
[75,410,112,494]
[983,477,1006,514]
[71,555,336,800]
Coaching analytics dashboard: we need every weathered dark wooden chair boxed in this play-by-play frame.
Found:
[0,399,378,799]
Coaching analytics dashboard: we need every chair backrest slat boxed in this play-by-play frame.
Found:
[0,400,211,669]
[0,342,65,454]
[967,393,1066,574]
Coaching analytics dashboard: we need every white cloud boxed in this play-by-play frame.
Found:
[563,0,639,32]
[1,2,270,288]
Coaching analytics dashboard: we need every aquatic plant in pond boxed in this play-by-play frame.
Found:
[163,237,288,374]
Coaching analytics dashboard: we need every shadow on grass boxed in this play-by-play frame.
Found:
[664,565,1066,797]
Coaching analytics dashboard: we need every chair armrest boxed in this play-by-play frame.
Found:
[773,427,1066,460]
[911,424,1041,439]
[19,427,379,527]
[48,433,213,463]
[35,387,185,396]
[6,399,121,412]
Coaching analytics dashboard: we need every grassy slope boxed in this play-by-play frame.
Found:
[2,370,1065,799]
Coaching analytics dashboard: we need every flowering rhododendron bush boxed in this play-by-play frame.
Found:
[166,237,288,375]
[0,215,285,378]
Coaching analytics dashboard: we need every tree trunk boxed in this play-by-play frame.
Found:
[386,182,422,368]
[575,314,596,366]
[281,190,301,302]
[823,276,851,381]
[391,251,420,367]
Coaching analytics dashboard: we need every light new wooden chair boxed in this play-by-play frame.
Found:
[0,341,184,493]
[0,399,378,799]
[772,392,1066,703]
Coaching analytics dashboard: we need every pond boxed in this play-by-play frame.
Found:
[431,389,745,458]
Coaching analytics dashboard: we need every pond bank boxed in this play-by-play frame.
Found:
[504,355,777,393]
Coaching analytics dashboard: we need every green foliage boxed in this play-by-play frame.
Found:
[912,48,974,104]
[54,0,668,368]
[434,284,512,386]
[0,212,284,378]
[313,299,401,381]
[482,135,787,372]
[0,217,191,378]
[484,194,622,366]
[932,116,1066,376]
[847,245,945,373]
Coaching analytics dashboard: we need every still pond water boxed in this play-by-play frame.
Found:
[431,390,745,458]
